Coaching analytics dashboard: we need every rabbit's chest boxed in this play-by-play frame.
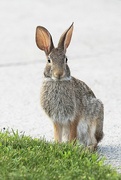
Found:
[41,81,76,123]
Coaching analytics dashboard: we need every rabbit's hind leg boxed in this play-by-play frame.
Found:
[87,120,98,151]
[77,119,97,151]
[87,98,104,150]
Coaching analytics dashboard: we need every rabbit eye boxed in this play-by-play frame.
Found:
[48,59,51,63]
[65,57,68,63]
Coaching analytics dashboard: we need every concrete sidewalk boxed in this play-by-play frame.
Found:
[0,0,121,172]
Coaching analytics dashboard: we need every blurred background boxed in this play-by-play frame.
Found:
[1,0,121,65]
[0,0,121,172]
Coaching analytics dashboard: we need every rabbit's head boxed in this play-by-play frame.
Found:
[36,23,74,81]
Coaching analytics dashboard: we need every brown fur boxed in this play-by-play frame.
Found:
[53,123,62,142]
[35,23,104,149]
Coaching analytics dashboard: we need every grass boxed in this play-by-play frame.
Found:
[0,131,120,180]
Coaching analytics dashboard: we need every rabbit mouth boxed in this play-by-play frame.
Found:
[51,76,72,81]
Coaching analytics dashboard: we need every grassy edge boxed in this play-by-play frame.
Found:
[0,130,121,180]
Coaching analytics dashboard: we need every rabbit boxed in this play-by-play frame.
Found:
[35,23,104,150]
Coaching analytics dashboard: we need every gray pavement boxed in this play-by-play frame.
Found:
[0,0,121,173]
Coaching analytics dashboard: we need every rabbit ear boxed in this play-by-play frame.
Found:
[58,23,74,51]
[36,26,54,55]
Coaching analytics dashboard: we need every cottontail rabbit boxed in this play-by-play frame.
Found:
[35,23,104,150]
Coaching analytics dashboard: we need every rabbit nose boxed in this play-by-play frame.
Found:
[53,71,64,79]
